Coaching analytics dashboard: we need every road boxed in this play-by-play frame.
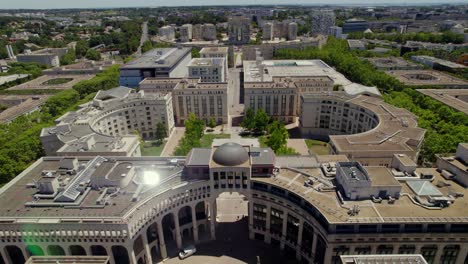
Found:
[135,21,148,56]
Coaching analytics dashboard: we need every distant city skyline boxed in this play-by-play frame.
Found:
[0,0,465,10]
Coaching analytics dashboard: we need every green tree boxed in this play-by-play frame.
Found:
[208,117,217,129]
[155,122,167,143]
[254,108,270,133]
[192,47,200,58]
[60,49,76,65]
[85,49,101,61]
[141,40,153,53]
[265,121,289,152]
[75,40,89,59]
[241,108,256,131]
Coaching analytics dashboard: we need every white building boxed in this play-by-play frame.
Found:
[329,26,343,39]
[288,22,298,41]
[188,58,226,83]
[179,24,193,42]
[310,10,335,35]
[158,26,175,41]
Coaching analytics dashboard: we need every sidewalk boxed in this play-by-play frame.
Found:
[160,127,185,156]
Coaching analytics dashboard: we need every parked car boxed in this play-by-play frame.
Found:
[179,245,197,259]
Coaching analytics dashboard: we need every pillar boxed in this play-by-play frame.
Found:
[370,244,378,254]
[434,244,445,264]
[157,221,167,259]
[455,244,468,264]
[310,232,317,264]
[142,231,153,264]
[174,213,182,249]
[296,218,304,260]
[20,247,29,261]
[323,245,334,264]
[415,244,423,254]
[265,204,271,244]
[209,200,216,240]
[191,205,199,244]
[106,246,116,264]
[280,211,288,250]
[392,244,399,254]
[129,247,137,264]
[248,201,254,240]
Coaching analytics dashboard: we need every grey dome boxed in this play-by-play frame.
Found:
[212,143,249,166]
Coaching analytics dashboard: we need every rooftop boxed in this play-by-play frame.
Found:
[367,57,422,70]
[243,59,351,86]
[200,46,229,54]
[0,94,51,123]
[417,89,468,115]
[188,58,225,67]
[120,48,191,69]
[386,70,468,88]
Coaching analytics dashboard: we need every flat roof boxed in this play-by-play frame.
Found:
[120,48,191,69]
[302,93,426,155]
[0,94,51,123]
[188,58,225,67]
[386,70,468,87]
[367,56,422,69]
[417,89,468,115]
[243,59,352,86]
[200,46,229,54]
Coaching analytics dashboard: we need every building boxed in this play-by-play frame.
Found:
[17,48,68,67]
[26,256,109,264]
[310,10,335,35]
[262,22,274,41]
[173,79,228,125]
[228,15,251,45]
[139,78,228,125]
[243,57,336,123]
[436,143,468,188]
[367,57,423,71]
[329,26,343,39]
[242,37,326,60]
[200,46,229,78]
[43,60,116,75]
[386,69,468,88]
[158,26,175,41]
[300,92,425,166]
[0,140,467,264]
[0,94,50,124]
[347,39,366,50]
[343,19,370,33]
[288,22,298,41]
[340,254,428,264]
[118,47,191,87]
[192,24,203,40]
[179,24,193,42]
[188,58,226,83]
[40,87,175,157]
[0,60,10,72]
[202,23,217,41]
[417,89,468,115]
[411,55,467,73]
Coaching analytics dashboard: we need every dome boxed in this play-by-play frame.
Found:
[212,143,249,166]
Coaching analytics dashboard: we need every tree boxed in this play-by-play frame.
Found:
[185,113,205,139]
[265,121,289,152]
[241,108,256,131]
[75,40,89,59]
[254,108,270,133]
[60,49,76,65]
[208,117,217,129]
[85,49,101,61]
[155,122,167,143]
[191,47,200,58]
[141,40,153,53]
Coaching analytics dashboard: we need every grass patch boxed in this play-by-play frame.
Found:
[200,133,231,148]
[140,141,165,156]
[305,139,329,155]
[42,78,73,85]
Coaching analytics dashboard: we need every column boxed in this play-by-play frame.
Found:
[209,200,216,240]
[310,232,318,264]
[106,246,116,264]
[323,245,334,264]
[434,244,445,264]
[174,215,182,249]
[349,245,356,255]
[249,201,254,240]
[157,221,167,259]
[142,231,153,264]
[455,244,468,264]
[392,244,399,254]
[129,247,137,264]
[370,245,378,254]
[280,211,288,250]
[296,218,304,260]
[265,205,271,244]
[83,246,90,256]
[191,205,199,244]
[415,244,423,254]
[20,247,29,261]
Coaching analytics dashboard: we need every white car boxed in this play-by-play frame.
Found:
[179,245,196,259]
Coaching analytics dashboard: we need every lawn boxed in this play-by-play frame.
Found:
[305,139,330,155]
[200,133,231,148]
[42,78,73,85]
[140,141,165,156]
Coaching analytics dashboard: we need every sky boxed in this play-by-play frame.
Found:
[0,0,465,9]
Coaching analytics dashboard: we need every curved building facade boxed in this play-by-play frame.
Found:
[0,141,467,264]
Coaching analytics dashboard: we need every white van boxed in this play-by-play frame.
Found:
[179,245,197,259]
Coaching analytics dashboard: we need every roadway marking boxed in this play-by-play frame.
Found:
[287,173,302,186]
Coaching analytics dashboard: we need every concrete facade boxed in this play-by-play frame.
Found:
[188,58,226,83]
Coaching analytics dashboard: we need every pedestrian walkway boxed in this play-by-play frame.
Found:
[160,127,185,156]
